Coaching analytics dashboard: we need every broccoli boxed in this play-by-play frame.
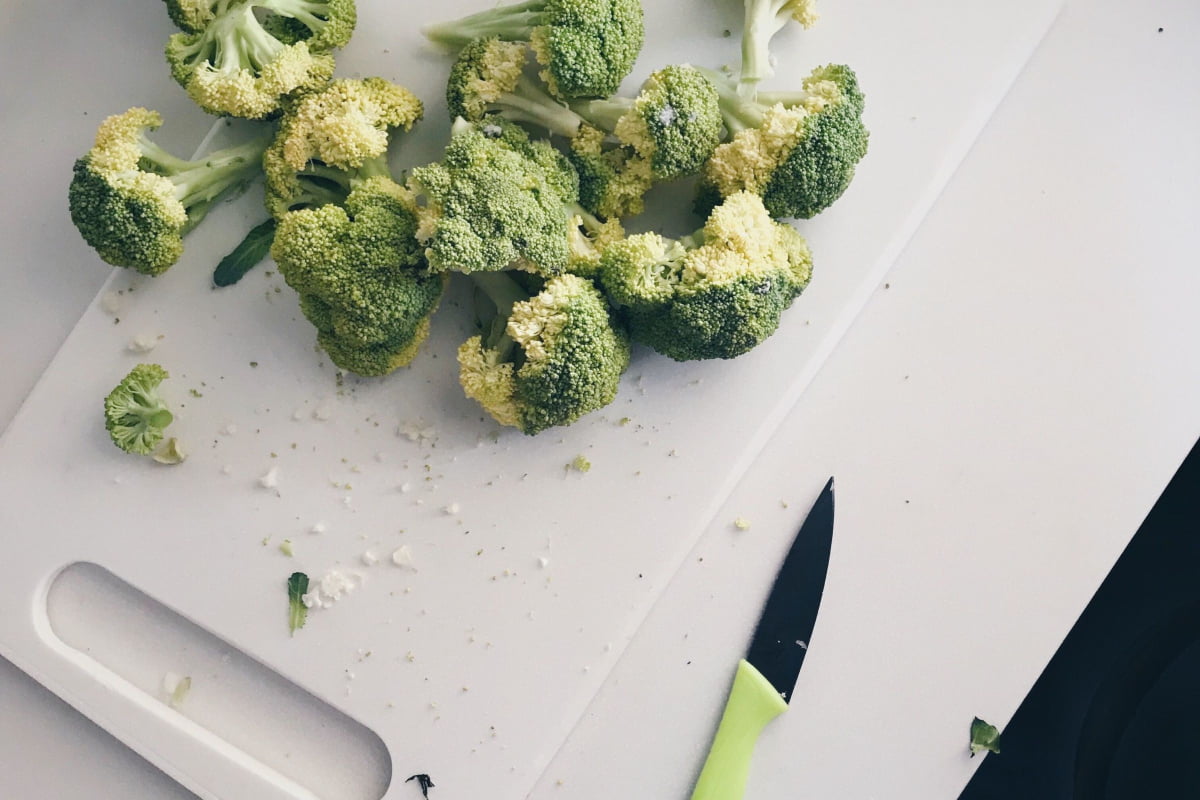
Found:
[566,205,625,279]
[445,43,718,219]
[104,363,175,455]
[68,107,271,275]
[164,0,356,119]
[424,0,644,99]
[696,64,868,220]
[738,0,819,97]
[598,191,812,360]
[272,176,446,376]
[407,118,581,276]
[263,77,423,218]
[458,271,630,434]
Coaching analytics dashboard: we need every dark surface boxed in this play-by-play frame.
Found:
[960,438,1200,799]
[745,477,834,702]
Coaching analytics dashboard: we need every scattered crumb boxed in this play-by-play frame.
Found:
[361,550,378,567]
[279,539,294,557]
[152,438,187,465]
[162,672,191,709]
[733,517,751,531]
[100,291,122,315]
[310,521,327,535]
[302,569,363,610]
[220,423,238,436]
[568,455,591,473]
[392,545,415,569]
[537,556,550,569]
[399,482,412,493]
[398,420,438,444]
[258,466,280,489]
[127,333,163,353]
[443,502,460,515]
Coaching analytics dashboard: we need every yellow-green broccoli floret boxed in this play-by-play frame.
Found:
[164,0,356,119]
[567,125,653,220]
[104,363,175,455]
[407,119,580,276]
[425,0,644,100]
[571,64,722,181]
[566,206,625,279]
[273,177,445,376]
[262,76,422,219]
[599,191,812,361]
[68,107,270,275]
[458,272,630,435]
[739,0,819,97]
[697,64,869,220]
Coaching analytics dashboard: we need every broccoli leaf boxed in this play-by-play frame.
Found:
[287,572,310,636]
[969,717,1002,756]
[405,774,435,798]
[214,218,277,287]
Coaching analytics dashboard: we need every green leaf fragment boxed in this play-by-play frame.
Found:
[287,571,309,636]
[213,218,277,287]
[969,717,1001,756]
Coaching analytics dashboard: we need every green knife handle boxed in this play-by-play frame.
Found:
[691,659,789,800]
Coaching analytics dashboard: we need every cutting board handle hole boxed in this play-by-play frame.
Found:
[42,561,392,800]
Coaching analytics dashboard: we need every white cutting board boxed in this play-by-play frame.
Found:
[0,1,1062,797]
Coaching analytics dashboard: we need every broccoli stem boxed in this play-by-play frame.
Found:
[498,76,586,138]
[570,98,634,136]
[569,203,608,237]
[702,67,767,133]
[423,0,548,49]
[471,271,535,360]
[149,132,273,228]
[259,0,331,35]
[739,0,789,97]
[472,271,530,320]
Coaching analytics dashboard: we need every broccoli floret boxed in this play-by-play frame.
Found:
[104,363,175,455]
[571,64,722,181]
[458,271,630,434]
[165,0,356,119]
[567,125,653,219]
[68,107,270,275]
[407,119,580,276]
[599,191,812,360]
[566,205,625,279]
[263,76,422,218]
[697,64,868,220]
[273,177,445,376]
[738,0,819,97]
[424,0,644,99]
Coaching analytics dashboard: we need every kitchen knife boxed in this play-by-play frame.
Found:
[691,477,835,800]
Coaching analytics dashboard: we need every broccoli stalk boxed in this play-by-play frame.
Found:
[424,0,645,99]
[738,0,819,97]
[458,271,631,435]
[68,108,271,275]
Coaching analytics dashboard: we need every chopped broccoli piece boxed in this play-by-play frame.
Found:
[969,717,1002,756]
[697,64,868,220]
[599,191,812,360]
[458,271,630,434]
[566,126,653,220]
[571,64,722,181]
[152,438,188,464]
[68,108,270,275]
[738,0,819,97]
[287,571,309,635]
[408,118,580,276]
[164,0,356,119]
[273,177,446,376]
[104,363,175,455]
[213,218,278,287]
[424,0,644,99]
[566,204,625,279]
[263,76,423,218]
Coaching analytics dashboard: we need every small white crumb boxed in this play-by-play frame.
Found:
[795,640,808,649]
[292,408,305,421]
[361,550,378,566]
[279,539,294,557]
[219,423,238,436]
[537,556,550,569]
[127,333,162,353]
[733,517,751,531]
[221,464,233,475]
[658,105,678,126]
[100,291,122,315]
[342,495,353,507]
[312,400,334,421]
[391,545,415,569]
[374,452,386,463]
[162,672,191,708]
[302,569,362,609]
[398,420,438,444]
[310,522,327,535]
[399,482,412,494]
[258,466,280,489]
[443,502,460,515]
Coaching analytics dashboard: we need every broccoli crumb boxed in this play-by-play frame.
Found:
[733,517,751,531]
[279,539,294,557]
[568,455,592,473]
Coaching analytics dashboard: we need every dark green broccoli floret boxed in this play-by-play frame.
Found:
[164,0,356,119]
[104,364,175,455]
[599,191,813,360]
[458,271,630,434]
[424,0,644,100]
[273,177,445,376]
[738,0,819,97]
[68,107,270,275]
[407,118,580,276]
[697,64,868,220]
[263,77,423,219]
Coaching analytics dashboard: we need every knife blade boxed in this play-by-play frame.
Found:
[690,477,835,800]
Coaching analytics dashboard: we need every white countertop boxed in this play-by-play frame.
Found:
[2,0,1198,798]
